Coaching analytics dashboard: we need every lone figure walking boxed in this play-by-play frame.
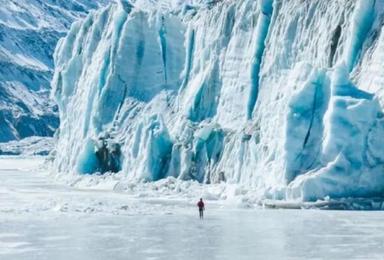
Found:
[197,198,205,219]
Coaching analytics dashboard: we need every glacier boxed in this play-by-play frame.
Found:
[0,0,108,141]
[52,0,384,202]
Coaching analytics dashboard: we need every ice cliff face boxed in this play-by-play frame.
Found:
[0,0,107,141]
[53,0,384,201]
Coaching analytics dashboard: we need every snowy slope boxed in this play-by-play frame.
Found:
[0,0,108,141]
[53,0,384,201]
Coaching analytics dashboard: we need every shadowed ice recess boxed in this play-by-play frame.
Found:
[52,0,384,202]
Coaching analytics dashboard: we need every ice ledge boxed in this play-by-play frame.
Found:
[261,197,384,210]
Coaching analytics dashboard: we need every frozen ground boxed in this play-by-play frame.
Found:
[0,137,54,156]
[1,157,384,260]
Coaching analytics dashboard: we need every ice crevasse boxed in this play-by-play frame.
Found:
[52,0,384,202]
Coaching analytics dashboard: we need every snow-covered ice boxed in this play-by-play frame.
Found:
[0,137,54,156]
[1,157,384,260]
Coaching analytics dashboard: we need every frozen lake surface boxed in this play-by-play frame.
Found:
[1,157,384,260]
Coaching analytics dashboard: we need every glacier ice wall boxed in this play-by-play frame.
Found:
[53,0,384,201]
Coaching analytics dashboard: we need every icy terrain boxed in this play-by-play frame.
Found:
[0,136,54,156]
[1,157,384,260]
[0,0,108,142]
[52,0,384,202]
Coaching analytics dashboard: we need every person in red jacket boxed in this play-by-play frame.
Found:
[197,198,205,219]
